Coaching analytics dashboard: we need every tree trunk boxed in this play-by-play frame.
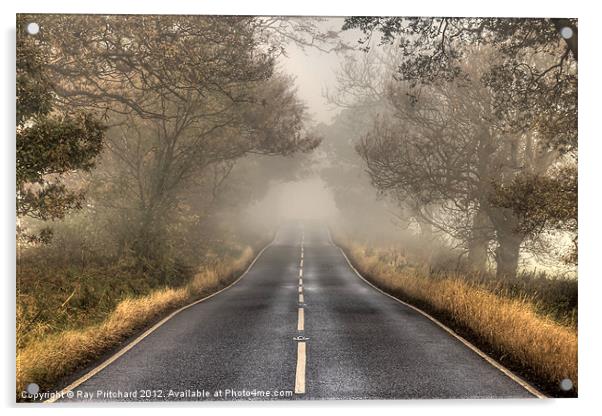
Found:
[415,207,434,265]
[135,205,159,263]
[495,229,522,278]
[467,208,491,272]
[470,125,495,272]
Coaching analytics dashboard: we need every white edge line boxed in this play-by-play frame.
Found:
[326,227,546,399]
[45,237,276,403]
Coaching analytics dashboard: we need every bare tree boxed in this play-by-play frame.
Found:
[357,46,567,277]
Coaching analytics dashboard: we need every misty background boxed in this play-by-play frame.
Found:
[248,17,576,277]
[16,16,577,277]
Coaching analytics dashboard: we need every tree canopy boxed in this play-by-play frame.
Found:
[17,17,105,237]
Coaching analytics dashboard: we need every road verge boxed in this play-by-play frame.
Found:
[17,238,274,402]
[332,235,577,398]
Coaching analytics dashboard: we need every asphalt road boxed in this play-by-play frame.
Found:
[58,222,535,401]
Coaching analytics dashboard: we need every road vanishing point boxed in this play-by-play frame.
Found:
[54,222,538,402]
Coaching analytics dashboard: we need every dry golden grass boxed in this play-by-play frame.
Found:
[16,247,254,396]
[341,241,577,395]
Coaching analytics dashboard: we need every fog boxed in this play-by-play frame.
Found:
[275,17,351,124]
[245,177,339,224]
[239,17,577,278]
[17,15,577,283]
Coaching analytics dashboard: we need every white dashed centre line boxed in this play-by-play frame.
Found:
[295,342,306,394]
[297,307,304,331]
[294,232,307,395]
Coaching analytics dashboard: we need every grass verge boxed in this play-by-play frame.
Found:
[16,245,257,398]
[336,238,577,397]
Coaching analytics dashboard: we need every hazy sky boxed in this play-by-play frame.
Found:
[276,17,360,125]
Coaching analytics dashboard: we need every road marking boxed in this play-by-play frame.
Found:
[297,307,304,331]
[329,228,547,399]
[294,342,306,394]
[44,238,277,403]
[295,229,307,395]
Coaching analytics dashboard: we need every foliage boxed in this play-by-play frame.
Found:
[491,165,578,263]
[16,17,105,229]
